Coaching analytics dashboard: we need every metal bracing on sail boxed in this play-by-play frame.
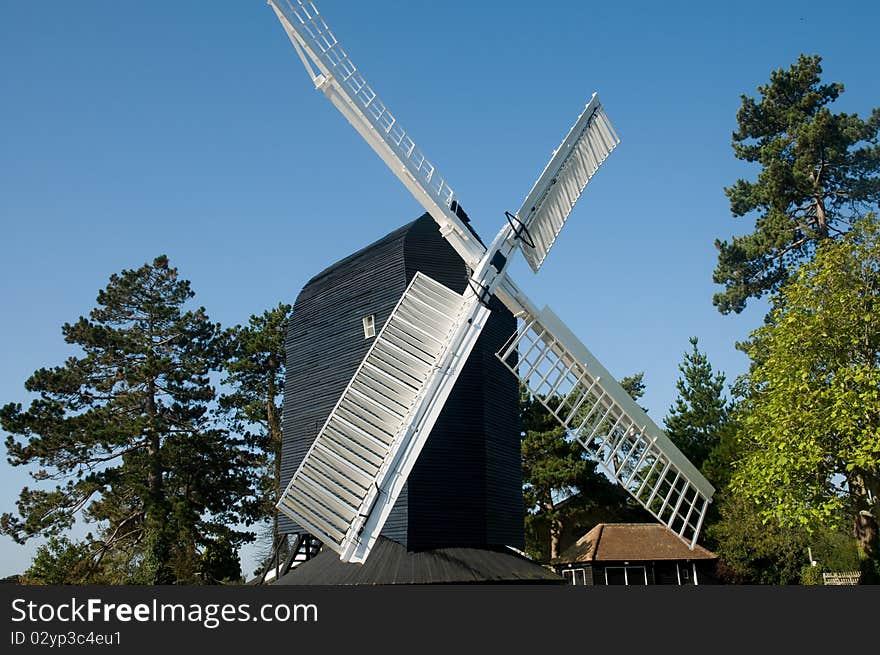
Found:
[514,95,619,272]
[277,272,489,562]
[495,306,714,547]
[268,0,485,269]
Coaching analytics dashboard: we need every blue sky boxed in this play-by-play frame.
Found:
[1,0,877,577]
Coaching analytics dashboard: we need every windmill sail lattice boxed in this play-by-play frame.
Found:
[496,306,713,546]
[514,94,620,272]
[268,0,715,564]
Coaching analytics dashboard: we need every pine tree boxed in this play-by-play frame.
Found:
[219,303,292,537]
[620,372,646,411]
[521,391,597,560]
[713,54,880,314]
[664,337,729,471]
[0,256,258,583]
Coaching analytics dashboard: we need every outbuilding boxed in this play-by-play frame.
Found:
[555,523,718,585]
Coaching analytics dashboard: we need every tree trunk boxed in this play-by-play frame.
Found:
[550,522,562,561]
[854,511,879,584]
[544,501,562,561]
[144,380,172,584]
[267,370,281,539]
[146,392,162,502]
[814,195,829,238]
[850,474,880,584]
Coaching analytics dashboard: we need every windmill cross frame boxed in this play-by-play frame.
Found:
[267,0,715,563]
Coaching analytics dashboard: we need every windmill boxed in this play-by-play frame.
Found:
[267,0,715,564]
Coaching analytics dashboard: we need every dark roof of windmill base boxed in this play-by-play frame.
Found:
[274,537,563,585]
[557,524,717,563]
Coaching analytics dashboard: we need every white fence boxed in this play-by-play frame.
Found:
[822,571,860,585]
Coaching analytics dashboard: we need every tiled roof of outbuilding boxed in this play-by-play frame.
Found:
[558,524,717,563]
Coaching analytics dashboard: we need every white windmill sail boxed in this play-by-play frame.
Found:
[277,272,491,563]
[267,0,485,270]
[495,303,715,547]
[514,94,620,272]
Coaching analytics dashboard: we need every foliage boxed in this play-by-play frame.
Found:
[664,337,730,471]
[620,372,647,411]
[619,373,645,399]
[219,303,292,532]
[706,491,810,584]
[21,537,98,585]
[808,524,861,573]
[707,484,862,585]
[800,564,823,585]
[0,256,260,584]
[198,536,242,584]
[729,217,880,575]
[521,390,597,560]
[700,413,741,491]
[713,54,880,313]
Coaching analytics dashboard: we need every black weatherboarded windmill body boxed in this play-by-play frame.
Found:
[278,215,524,554]
[275,216,561,583]
[266,0,716,579]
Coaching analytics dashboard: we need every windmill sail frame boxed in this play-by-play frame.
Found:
[267,0,715,562]
[268,0,485,270]
[496,305,714,547]
[514,94,620,272]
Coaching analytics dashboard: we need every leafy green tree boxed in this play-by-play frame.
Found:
[21,537,98,585]
[707,492,811,584]
[198,536,242,584]
[708,483,861,585]
[219,304,292,537]
[698,395,857,585]
[729,217,880,582]
[664,337,729,471]
[0,256,258,584]
[713,54,880,314]
[809,527,862,574]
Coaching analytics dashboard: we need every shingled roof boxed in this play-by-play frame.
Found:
[557,524,717,563]
[275,537,563,585]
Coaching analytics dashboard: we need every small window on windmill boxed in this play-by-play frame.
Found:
[362,314,376,339]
